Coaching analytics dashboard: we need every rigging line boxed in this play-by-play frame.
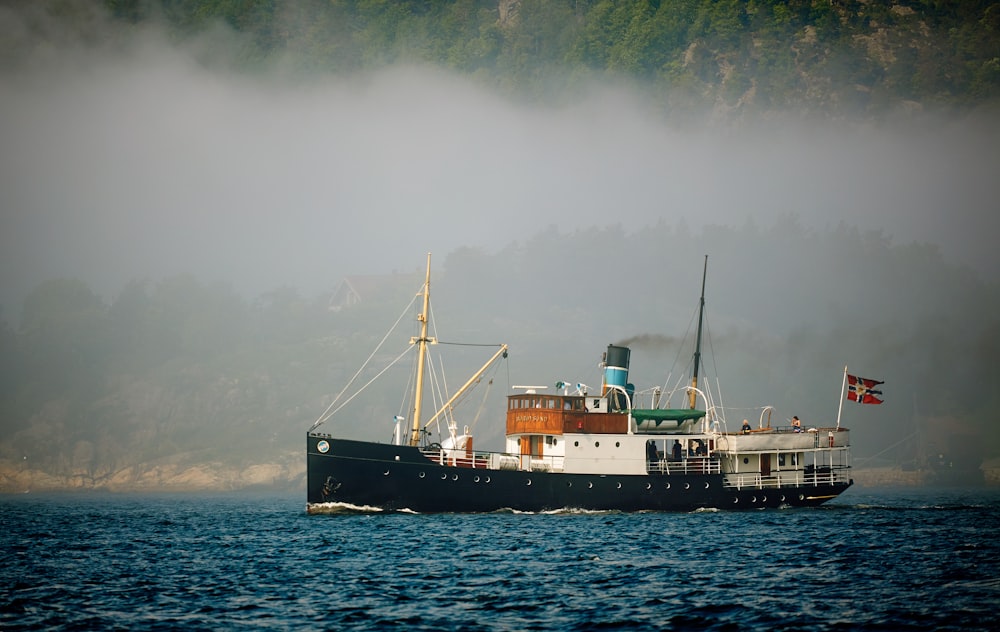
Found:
[435,341,507,347]
[428,351,449,428]
[463,354,505,409]
[309,293,420,431]
[399,352,418,420]
[469,360,505,431]
[725,405,777,413]
[702,312,723,414]
[314,345,416,426]
[853,432,918,464]
[661,305,699,394]
[505,352,512,393]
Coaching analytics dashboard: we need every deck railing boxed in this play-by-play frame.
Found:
[723,467,851,490]
[647,457,721,475]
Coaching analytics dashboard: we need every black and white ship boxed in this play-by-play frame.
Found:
[307,255,853,513]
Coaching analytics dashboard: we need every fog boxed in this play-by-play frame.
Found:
[2,7,998,325]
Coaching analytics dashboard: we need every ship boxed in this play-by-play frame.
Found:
[307,255,853,513]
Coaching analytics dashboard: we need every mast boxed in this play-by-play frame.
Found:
[409,253,434,446]
[689,255,708,410]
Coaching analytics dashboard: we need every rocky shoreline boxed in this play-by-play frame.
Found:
[0,454,306,494]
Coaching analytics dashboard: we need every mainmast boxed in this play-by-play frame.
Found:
[409,253,435,446]
[689,255,708,410]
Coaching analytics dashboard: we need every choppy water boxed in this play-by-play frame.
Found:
[2,487,999,630]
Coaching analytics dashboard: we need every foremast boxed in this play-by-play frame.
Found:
[409,253,435,446]
[406,253,508,447]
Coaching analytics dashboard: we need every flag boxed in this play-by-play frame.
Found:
[847,374,884,404]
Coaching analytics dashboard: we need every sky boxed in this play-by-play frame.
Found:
[1,6,998,324]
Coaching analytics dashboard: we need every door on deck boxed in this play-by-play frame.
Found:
[760,453,771,477]
[520,435,543,468]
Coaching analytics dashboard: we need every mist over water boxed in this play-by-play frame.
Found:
[1,5,997,319]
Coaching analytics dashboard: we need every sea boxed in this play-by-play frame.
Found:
[2,487,998,631]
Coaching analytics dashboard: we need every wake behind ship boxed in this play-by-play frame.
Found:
[307,255,854,513]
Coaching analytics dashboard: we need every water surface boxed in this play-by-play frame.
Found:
[2,487,998,630]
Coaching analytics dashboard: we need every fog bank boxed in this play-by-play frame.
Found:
[1,7,998,320]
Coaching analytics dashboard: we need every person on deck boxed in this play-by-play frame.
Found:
[646,440,659,464]
[672,440,682,460]
[741,419,752,434]
[792,416,802,432]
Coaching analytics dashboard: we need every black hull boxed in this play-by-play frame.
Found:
[307,434,852,513]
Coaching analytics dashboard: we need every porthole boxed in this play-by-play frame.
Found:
[441,473,447,480]
[383,469,390,476]
[574,441,579,447]
[762,496,767,502]
[485,476,491,483]
[752,496,757,503]
[799,494,804,501]
[419,472,426,478]
[645,483,652,490]
[780,495,786,502]
[595,441,600,447]
[567,481,573,488]
[588,482,593,489]
[665,482,671,489]
[452,474,459,481]
[617,482,622,489]
[474,476,480,483]
[615,442,620,448]
[734,497,739,504]
[704,482,710,489]
[526,479,532,486]
[743,457,749,464]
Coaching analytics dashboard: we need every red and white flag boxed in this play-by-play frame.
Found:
[847,374,884,404]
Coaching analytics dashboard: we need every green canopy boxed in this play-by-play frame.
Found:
[631,409,706,422]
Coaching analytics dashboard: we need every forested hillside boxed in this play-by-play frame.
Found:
[94,0,1000,119]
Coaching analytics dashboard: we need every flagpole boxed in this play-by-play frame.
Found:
[835,365,848,429]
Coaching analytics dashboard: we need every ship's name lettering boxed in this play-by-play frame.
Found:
[514,413,548,423]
